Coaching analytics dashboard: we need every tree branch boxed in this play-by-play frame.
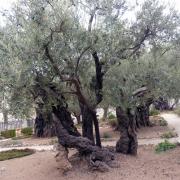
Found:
[128,26,151,57]
[75,46,91,75]
[92,51,104,105]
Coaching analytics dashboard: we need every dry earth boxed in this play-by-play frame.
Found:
[1,145,180,180]
[0,113,179,180]
[3,120,169,147]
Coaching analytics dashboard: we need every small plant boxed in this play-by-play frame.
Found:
[21,127,33,136]
[0,149,35,161]
[161,131,177,139]
[174,108,180,116]
[155,140,177,153]
[159,119,168,126]
[1,129,16,138]
[108,112,116,119]
[102,132,111,139]
[150,116,168,126]
[108,118,118,128]
[149,109,160,116]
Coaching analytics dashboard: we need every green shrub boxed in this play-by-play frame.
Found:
[161,131,177,139]
[159,119,168,126]
[0,149,35,161]
[150,116,168,126]
[21,127,33,136]
[1,130,16,138]
[108,118,118,128]
[102,132,111,139]
[155,140,177,153]
[108,113,116,119]
[149,109,160,116]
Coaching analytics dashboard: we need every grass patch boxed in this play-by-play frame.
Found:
[159,119,168,126]
[21,127,33,136]
[149,109,160,116]
[1,129,16,138]
[161,131,177,139]
[155,140,177,153]
[102,132,111,139]
[150,116,168,126]
[0,149,35,161]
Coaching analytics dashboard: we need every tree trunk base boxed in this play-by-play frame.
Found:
[53,113,115,171]
[116,134,138,155]
[116,107,138,155]
[54,144,72,174]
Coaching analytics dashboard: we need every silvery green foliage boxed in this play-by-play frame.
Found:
[0,0,179,118]
[103,47,180,110]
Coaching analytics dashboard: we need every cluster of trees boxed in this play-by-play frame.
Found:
[0,0,180,170]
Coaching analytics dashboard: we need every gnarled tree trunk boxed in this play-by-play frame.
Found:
[80,104,101,147]
[34,108,57,137]
[135,104,151,128]
[116,106,137,155]
[154,97,172,111]
[80,104,94,143]
[103,106,109,121]
[53,105,80,137]
[52,110,114,171]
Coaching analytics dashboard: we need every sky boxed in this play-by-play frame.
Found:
[0,0,16,10]
[0,0,180,11]
[0,0,180,25]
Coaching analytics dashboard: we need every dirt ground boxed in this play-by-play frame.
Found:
[0,114,177,180]
[1,145,180,180]
[16,124,170,146]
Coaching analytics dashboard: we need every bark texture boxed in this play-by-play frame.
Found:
[116,107,137,155]
[154,97,173,111]
[135,104,151,128]
[53,111,115,171]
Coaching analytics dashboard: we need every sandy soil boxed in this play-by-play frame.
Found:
[0,113,180,180]
[161,113,180,140]
[137,125,170,139]
[21,137,57,146]
[1,145,180,180]
[13,124,169,147]
[0,119,169,149]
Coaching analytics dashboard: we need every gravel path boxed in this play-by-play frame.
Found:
[0,113,180,152]
[0,145,54,152]
[103,113,180,147]
[160,113,180,141]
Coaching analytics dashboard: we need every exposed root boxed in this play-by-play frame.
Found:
[54,144,72,174]
[53,113,115,172]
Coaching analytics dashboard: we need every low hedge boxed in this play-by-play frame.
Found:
[1,129,16,138]
[0,149,35,161]
[21,127,33,136]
